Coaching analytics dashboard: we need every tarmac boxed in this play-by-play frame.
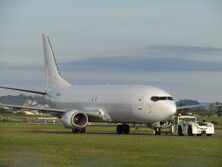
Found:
[1,130,222,138]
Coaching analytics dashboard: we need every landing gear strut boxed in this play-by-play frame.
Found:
[116,124,130,134]
[153,128,161,135]
[72,127,86,134]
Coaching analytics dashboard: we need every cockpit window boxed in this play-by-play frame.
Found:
[151,96,174,102]
[167,97,174,100]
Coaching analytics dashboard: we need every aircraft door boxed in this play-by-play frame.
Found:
[147,103,152,114]
[137,92,146,112]
[137,97,144,112]
[137,94,152,115]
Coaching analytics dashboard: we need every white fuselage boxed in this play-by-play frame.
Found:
[46,85,177,124]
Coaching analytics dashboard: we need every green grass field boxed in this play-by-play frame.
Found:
[0,124,222,167]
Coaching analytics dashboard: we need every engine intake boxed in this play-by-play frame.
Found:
[72,113,88,127]
[61,110,88,128]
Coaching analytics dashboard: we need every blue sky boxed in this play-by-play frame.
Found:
[0,0,222,102]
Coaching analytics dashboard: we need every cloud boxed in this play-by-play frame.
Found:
[2,49,222,72]
[146,45,222,54]
[141,45,222,62]
[60,55,222,72]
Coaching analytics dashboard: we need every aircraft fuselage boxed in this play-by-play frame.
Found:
[46,85,177,124]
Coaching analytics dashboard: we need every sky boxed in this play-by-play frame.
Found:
[0,0,222,102]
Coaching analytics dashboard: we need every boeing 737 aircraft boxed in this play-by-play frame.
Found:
[0,34,197,135]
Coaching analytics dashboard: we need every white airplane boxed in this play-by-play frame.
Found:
[0,34,196,135]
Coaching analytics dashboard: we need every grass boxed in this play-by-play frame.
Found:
[0,124,222,167]
[199,116,222,122]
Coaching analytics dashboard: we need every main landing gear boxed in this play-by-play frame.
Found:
[116,124,130,134]
[72,127,86,133]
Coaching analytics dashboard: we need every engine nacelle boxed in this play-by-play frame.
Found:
[60,110,88,128]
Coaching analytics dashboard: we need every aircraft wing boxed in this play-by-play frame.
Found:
[177,103,207,110]
[0,86,46,95]
[0,103,111,121]
[0,103,65,113]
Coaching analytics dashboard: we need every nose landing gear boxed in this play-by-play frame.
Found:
[153,128,161,135]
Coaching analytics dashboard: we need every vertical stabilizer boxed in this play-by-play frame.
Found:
[43,33,71,88]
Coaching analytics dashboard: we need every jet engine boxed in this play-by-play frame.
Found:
[60,110,88,128]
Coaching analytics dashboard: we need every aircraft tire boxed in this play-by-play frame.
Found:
[79,127,86,133]
[178,126,183,136]
[72,128,80,133]
[116,125,123,134]
[123,125,130,134]
[72,128,86,134]
[188,126,193,136]
[153,128,161,135]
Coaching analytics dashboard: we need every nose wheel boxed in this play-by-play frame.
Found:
[116,124,130,134]
[153,128,161,135]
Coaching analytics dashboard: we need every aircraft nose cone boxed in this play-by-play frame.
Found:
[169,103,177,116]
[164,102,177,117]
[158,102,177,121]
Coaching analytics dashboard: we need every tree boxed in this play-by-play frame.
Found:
[217,108,222,117]
[0,107,7,114]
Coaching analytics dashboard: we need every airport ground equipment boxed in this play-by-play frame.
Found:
[171,115,214,136]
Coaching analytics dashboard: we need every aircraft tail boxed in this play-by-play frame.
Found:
[42,33,71,88]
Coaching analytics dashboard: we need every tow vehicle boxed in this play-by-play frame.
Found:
[171,114,214,136]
